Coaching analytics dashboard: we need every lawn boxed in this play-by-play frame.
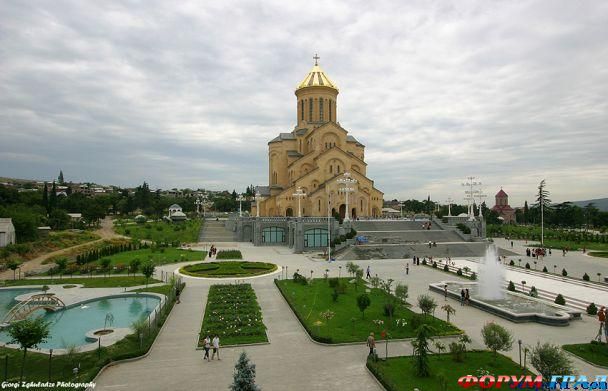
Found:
[275,278,461,343]
[1,230,100,261]
[180,261,276,278]
[114,219,202,243]
[589,252,608,258]
[0,281,182,385]
[367,351,533,391]
[531,240,608,252]
[563,342,608,367]
[215,249,243,260]
[1,276,161,288]
[199,284,267,346]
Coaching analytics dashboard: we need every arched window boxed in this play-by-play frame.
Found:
[329,99,332,121]
[304,228,329,247]
[308,98,313,122]
[330,165,333,173]
[300,100,304,120]
[319,99,324,122]
[262,227,285,243]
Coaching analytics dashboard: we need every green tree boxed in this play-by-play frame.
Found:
[100,258,112,277]
[55,257,68,277]
[129,258,141,276]
[42,182,49,213]
[412,324,433,377]
[530,342,574,381]
[48,208,70,230]
[417,294,437,318]
[230,351,260,391]
[141,261,155,287]
[395,283,409,305]
[356,293,371,319]
[481,322,513,361]
[8,317,50,382]
[49,181,57,212]
[7,259,20,280]
[441,304,456,322]
[58,170,64,185]
[534,180,552,245]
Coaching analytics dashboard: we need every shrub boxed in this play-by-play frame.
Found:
[456,268,463,276]
[421,259,427,265]
[583,273,590,281]
[417,294,437,317]
[328,277,339,288]
[470,272,477,281]
[525,262,531,269]
[587,302,598,315]
[216,250,243,260]
[562,268,568,277]
[507,281,516,292]
[293,272,308,285]
[443,264,449,272]
[356,293,371,319]
[529,286,538,298]
[449,341,466,362]
[383,303,395,317]
[554,294,566,305]
[432,262,437,268]
[456,223,471,234]
[331,289,339,303]
[509,260,515,266]
[530,342,574,381]
[542,266,548,272]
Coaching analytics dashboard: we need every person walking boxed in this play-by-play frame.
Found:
[175,285,181,304]
[465,289,470,305]
[460,289,465,306]
[444,285,448,301]
[203,335,211,361]
[367,332,376,359]
[405,263,409,275]
[366,266,371,279]
[211,335,221,360]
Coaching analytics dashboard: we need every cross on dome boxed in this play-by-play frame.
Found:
[313,53,320,65]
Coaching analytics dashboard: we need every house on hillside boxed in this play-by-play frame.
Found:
[0,218,16,247]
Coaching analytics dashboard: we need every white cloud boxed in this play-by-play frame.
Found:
[0,0,607,206]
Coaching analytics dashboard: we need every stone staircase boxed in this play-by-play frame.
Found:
[198,219,234,242]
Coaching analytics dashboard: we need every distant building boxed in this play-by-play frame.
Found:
[168,204,182,217]
[491,189,516,224]
[0,218,16,247]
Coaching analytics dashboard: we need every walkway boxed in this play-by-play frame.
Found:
[93,242,608,390]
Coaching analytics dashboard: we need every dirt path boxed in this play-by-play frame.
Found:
[0,217,125,279]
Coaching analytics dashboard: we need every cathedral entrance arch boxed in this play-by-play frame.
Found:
[351,208,357,220]
[286,208,294,217]
[372,207,379,217]
[339,204,346,220]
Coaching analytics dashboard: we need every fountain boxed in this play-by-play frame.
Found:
[478,245,505,300]
[428,245,582,326]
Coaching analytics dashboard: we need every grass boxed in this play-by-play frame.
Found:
[529,240,608,252]
[1,230,100,261]
[563,342,608,367]
[199,284,267,346]
[276,278,461,343]
[114,219,202,243]
[589,252,608,258]
[367,351,534,391]
[180,261,276,278]
[0,282,181,385]
[1,276,161,288]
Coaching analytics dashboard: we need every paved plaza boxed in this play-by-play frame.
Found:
[94,241,608,390]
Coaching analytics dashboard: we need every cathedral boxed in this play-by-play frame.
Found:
[254,57,384,218]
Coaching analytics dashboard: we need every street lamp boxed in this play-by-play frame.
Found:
[446,197,453,217]
[254,192,263,218]
[462,176,481,221]
[292,187,306,217]
[194,197,202,216]
[237,195,246,217]
[337,172,357,222]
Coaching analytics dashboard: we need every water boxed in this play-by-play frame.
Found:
[478,245,505,300]
[0,295,160,349]
[0,288,39,320]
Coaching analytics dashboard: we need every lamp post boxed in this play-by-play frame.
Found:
[462,176,481,221]
[254,192,263,218]
[237,195,246,217]
[194,197,202,216]
[327,191,332,261]
[446,197,453,217]
[337,172,357,222]
[292,187,306,217]
[476,189,487,218]
[518,340,522,367]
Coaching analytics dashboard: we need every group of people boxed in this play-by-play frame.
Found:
[526,247,550,258]
[208,245,217,258]
[459,288,471,306]
[202,334,221,361]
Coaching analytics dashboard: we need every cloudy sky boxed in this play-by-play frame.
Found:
[1,0,607,206]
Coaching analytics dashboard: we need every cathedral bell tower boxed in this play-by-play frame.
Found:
[295,54,339,128]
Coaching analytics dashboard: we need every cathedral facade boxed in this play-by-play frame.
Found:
[254,59,383,218]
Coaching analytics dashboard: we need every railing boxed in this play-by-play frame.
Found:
[2,294,66,324]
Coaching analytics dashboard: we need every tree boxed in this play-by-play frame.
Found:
[530,342,574,381]
[346,261,359,277]
[417,294,437,318]
[534,180,551,246]
[55,257,68,277]
[441,304,456,322]
[395,283,409,305]
[523,201,529,224]
[100,258,112,277]
[42,182,49,213]
[48,208,70,230]
[412,324,433,377]
[230,351,260,391]
[554,294,566,305]
[481,322,513,361]
[354,268,363,291]
[357,293,371,319]
[129,258,141,276]
[58,170,64,185]
[7,259,20,280]
[49,181,57,212]
[141,261,155,287]
[8,317,50,382]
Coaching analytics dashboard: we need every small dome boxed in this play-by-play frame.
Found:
[170,211,187,220]
[169,204,181,209]
[296,63,338,91]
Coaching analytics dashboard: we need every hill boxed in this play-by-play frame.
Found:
[570,198,608,212]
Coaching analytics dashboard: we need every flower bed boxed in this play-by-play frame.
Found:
[199,284,268,346]
[180,261,276,278]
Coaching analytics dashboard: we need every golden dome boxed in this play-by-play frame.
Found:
[296,60,338,91]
